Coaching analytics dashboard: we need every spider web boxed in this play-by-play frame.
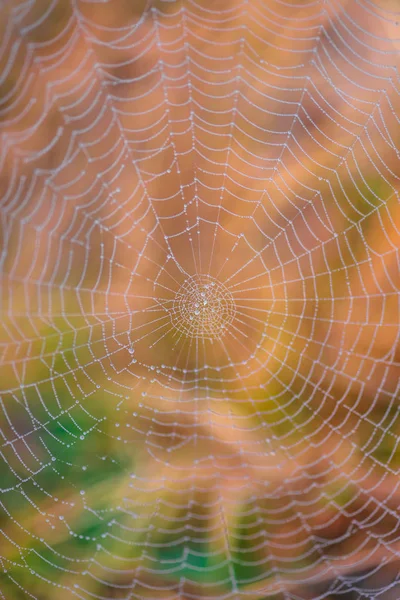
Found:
[1,0,400,598]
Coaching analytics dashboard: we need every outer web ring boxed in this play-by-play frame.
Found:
[170,274,236,340]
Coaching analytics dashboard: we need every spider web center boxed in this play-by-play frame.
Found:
[171,275,235,340]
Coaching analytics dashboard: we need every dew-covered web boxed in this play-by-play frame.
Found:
[1,0,400,598]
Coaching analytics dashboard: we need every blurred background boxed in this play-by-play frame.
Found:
[1,0,400,598]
